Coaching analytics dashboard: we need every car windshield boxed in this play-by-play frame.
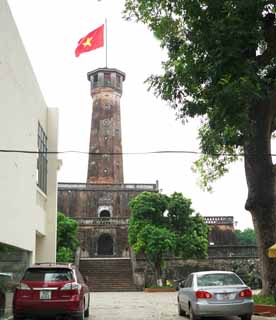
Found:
[23,268,73,282]
[197,273,244,286]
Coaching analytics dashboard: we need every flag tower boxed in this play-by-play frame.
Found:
[86,68,125,184]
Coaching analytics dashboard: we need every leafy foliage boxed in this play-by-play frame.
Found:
[56,212,79,263]
[124,0,276,189]
[128,192,208,284]
[253,295,276,305]
[235,228,257,245]
[56,247,74,263]
[124,0,276,294]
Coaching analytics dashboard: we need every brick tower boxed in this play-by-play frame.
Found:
[86,68,125,184]
[58,67,158,291]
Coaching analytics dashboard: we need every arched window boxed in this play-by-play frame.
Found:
[97,234,113,255]
[99,210,110,218]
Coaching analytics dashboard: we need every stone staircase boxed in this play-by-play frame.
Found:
[79,258,138,292]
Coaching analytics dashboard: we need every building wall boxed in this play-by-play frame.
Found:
[58,187,145,218]
[58,183,158,257]
[0,0,59,263]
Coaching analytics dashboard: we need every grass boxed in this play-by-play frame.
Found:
[253,295,276,305]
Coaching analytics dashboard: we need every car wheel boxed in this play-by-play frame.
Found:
[241,314,252,320]
[188,305,200,320]
[177,301,185,316]
[84,296,90,318]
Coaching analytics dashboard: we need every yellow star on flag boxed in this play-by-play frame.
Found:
[75,24,104,57]
[82,37,93,47]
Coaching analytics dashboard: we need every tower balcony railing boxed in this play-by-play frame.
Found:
[75,217,129,226]
[58,182,158,192]
[204,216,234,225]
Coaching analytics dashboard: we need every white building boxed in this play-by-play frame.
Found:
[0,0,59,265]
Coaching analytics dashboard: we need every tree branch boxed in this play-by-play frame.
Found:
[257,13,276,66]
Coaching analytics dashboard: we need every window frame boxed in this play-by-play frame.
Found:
[37,122,48,194]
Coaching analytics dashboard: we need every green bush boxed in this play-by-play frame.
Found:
[253,295,276,305]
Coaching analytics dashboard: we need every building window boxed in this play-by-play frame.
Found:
[37,122,48,194]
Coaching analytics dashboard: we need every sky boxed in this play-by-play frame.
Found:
[7,0,254,230]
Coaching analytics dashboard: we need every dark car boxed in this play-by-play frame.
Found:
[13,263,90,320]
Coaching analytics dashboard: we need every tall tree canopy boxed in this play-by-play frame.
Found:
[128,192,208,285]
[124,0,276,294]
[235,228,257,245]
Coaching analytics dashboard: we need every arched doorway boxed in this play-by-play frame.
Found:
[99,210,111,218]
[97,234,114,255]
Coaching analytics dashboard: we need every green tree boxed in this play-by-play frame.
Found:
[236,228,257,245]
[56,212,79,263]
[128,192,208,285]
[124,1,276,294]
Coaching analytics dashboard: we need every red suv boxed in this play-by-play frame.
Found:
[13,263,90,320]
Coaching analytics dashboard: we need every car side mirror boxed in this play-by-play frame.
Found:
[180,282,185,288]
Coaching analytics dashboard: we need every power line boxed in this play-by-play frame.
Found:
[0,148,275,157]
[0,149,199,155]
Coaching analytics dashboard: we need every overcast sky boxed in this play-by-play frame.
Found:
[8,0,254,230]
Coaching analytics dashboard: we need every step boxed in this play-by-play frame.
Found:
[79,258,138,292]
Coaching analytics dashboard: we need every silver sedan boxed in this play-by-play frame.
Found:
[177,271,253,320]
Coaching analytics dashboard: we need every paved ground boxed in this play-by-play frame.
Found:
[90,292,276,320]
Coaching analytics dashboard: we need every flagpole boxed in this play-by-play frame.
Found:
[105,18,107,68]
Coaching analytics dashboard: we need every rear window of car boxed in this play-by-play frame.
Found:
[197,273,244,286]
[23,268,73,282]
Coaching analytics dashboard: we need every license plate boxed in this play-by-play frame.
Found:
[40,290,51,300]
[216,293,236,300]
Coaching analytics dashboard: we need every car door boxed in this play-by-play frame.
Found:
[180,274,193,313]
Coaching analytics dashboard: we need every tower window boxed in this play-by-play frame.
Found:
[93,74,98,84]
[100,210,111,218]
[103,119,110,127]
[116,74,121,88]
[104,73,111,85]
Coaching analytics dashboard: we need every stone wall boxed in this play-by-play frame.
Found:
[133,257,261,290]
[0,246,30,319]
[0,247,30,281]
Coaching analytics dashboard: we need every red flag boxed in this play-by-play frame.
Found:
[75,24,104,57]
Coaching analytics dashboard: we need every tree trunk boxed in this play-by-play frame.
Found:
[155,260,163,286]
[244,94,276,295]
